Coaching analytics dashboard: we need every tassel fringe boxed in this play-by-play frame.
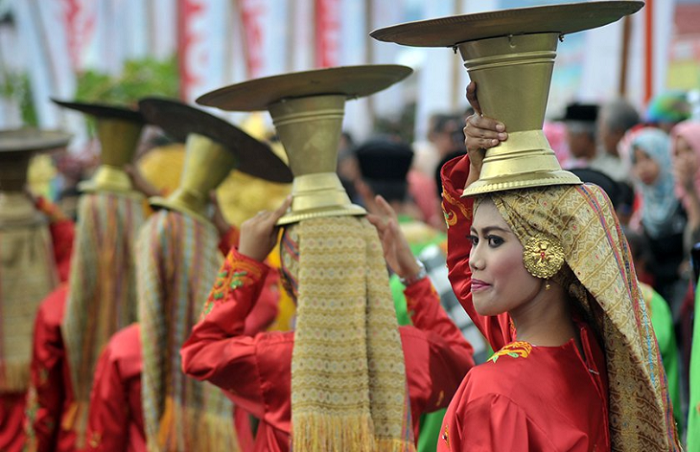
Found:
[148,396,240,452]
[292,412,376,452]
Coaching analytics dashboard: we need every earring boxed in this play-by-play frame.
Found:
[523,233,565,279]
[545,279,551,291]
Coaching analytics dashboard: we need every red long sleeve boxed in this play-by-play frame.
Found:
[403,278,475,418]
[181,249,475,451]
[181,249,287,422]
[35,196,75,283]
[84,325,144,452]
[217,226,240,257]
[440,155,513,351]
[29,286,71,452]
[446,394,558,452]
[48,221,74,283]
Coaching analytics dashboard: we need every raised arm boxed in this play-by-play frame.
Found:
[180,248,272,418]
[181,197,292,418]
[84,328,136,452]
[440,89,514,350]
[28,286,68,452]
[34,196,75,282]
[403,277,475,414]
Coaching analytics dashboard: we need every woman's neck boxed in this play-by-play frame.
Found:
[510,283,579,348]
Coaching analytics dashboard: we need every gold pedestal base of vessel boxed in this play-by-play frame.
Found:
[371,1,643,197]
[197,65,412,225]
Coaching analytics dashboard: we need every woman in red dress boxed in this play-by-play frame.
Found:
[436,86,681,451]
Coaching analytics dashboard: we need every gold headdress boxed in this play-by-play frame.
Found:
[197,65,412,225]
[372,1,642,197]
[52,99,145,194]
[138,97,291,222]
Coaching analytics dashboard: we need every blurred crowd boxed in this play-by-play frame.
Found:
[4,85,698,450]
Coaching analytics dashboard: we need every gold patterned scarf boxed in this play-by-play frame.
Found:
[62,192,145,447]
[0,201,57,393]
[138,210,238,452]
[283,217,415,452]
[488,183,681,451]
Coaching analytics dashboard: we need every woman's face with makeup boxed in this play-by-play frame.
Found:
[469,198,542,316]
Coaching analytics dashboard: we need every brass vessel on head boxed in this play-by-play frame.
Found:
[269,94,365,224]
[51,99,145,194]
[138,96,292,222]
[149,133,238,222]
[196,65,413,225]
[370,1,644,197]
[0,128,72,226]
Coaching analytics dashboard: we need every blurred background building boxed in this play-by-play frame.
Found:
[0,0,699,148]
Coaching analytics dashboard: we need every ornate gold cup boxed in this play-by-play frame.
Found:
[138,97,292,221]
[0,128,71,226]
[149,134,238,222]
[196,65,412,224]
[52,100,145,194]
[371,1,643,196]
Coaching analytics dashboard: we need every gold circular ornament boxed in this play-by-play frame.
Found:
[522,233,565,279]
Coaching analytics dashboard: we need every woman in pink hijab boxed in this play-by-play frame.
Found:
[671,120,700,250]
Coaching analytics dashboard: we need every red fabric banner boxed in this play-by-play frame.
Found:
[314,0,340,68]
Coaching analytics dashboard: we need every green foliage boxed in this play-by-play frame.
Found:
[0,71,38,126]
[75,55,180,107]
[74,55,180,135]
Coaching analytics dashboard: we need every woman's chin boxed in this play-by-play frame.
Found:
[473,295,500,317]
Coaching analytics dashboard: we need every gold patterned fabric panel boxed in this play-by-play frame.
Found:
[287,217,414,452]
[0,225,57,392]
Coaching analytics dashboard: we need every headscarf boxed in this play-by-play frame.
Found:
[488,183,681,451]
[138,209,238,452]
[62,192,145,447]
[0,196,58,392]
[670,120,700,208]
[644,91,691,125]
[282,216,415,452]
[628,128,679,238]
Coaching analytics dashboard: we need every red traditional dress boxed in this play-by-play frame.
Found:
[436,155,610,452]
[83,267,280,452]
[27,228,243,452]
[2,199,74,452]
[181,249,475,452]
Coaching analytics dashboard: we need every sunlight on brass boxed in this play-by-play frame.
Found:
[370,1,643,197]
[0,129,72,227]
[196,65,413,112]
[197,65,412,225]
[150,133,239,222]
[459,34,582,196]
[270,95,366,225]
[79,119,144,193]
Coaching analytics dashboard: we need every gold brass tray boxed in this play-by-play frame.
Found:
[371,1,643,47]
[139,97,292,183]
[196,64,413,112]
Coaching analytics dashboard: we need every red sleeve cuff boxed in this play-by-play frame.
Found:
[200,248,270,319]
[440,155,474,229]
[403,277,435,314]
[35,196,69,222]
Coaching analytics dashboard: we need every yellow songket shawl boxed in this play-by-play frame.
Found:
[488,183,681,451]
[62,192,145,448]
[137,210,238,452]
[0,200,58,393]
[282,217,415,452]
